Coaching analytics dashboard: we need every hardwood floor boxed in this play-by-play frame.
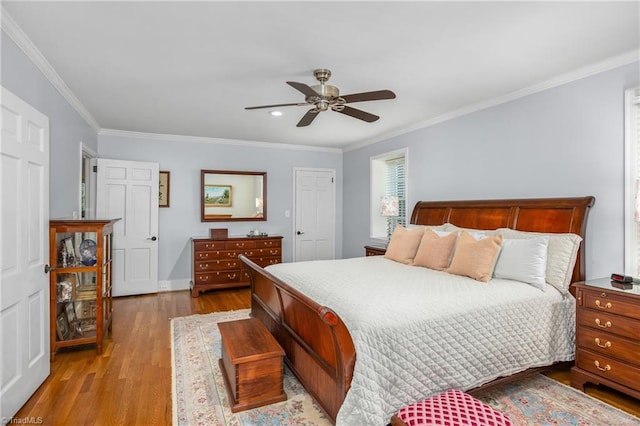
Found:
[15,288,640,425]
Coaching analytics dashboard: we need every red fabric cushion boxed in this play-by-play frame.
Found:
[396,389,512,426]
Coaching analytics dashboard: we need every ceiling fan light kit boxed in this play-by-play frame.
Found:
[245,68,396,127]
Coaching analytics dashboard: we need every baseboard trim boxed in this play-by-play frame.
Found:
[158,279,190,292]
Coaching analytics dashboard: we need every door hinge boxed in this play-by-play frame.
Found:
[93,165,97,172]
[331,177,334,183]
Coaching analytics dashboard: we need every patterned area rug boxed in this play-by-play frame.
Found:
[171,310,640,425]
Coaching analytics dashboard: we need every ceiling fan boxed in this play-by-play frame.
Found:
[245,69,396,127]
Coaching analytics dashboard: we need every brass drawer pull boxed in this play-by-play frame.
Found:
[235,243,245,248]
[594,338,611,349]
[594,318,611,328]
[228,274,236,279]
[594,360,611,372]
[595,300,612,309]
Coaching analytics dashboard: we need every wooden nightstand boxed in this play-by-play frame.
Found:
[570,278,640,400]
[365,245,386,256]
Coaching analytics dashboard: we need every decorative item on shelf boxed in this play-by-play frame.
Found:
[60,237,76,267]
[79,239,97,266]
[57,280,72,303]
[380,195,399,240]
[55,313,71,341]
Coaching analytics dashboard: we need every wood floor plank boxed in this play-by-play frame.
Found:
[12,288,639,424]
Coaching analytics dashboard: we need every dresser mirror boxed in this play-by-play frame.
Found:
[201,170,266,222]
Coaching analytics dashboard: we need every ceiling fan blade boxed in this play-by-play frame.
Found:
[296,109,320,127]
[287,81,319,97]
[245,102,307,110]
[336,105,379,123]
[341,90,396,104]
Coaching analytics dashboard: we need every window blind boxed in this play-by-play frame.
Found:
[385,155,407,229]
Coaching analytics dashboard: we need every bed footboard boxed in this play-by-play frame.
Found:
[240,255,355,422]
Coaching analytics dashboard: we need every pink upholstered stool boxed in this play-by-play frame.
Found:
[390,389,512,426]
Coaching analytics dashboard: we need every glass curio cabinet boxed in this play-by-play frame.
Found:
[48,219,119,361]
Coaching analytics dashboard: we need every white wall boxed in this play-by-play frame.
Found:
[1,31,98,218]
[98,133,343,284]
[344,62,640,281]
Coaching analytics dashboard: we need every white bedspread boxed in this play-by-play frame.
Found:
[266,256,575,426]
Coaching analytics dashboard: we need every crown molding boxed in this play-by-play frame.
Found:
[98,128,343,153]
[345,50,640,152]
[1,7,100,131]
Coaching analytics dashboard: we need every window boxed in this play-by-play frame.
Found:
[370,148,408,240]
[624,87,640,276]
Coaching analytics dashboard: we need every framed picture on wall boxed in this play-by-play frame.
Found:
[159,171,170,207]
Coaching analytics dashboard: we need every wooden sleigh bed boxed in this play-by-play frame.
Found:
[239,196,595,422]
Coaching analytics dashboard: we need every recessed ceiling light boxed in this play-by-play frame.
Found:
[269,111,283,117]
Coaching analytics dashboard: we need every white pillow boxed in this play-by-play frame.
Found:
[497,228,582,293]
[494,237,549,290]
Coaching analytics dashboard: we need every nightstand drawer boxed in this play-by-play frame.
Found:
[576,326,640,366]
[583,291,640,320]
[577,309,640,340]
[576,349,640,391]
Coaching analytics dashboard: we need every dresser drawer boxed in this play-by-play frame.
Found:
[582,290,640,320]
[226,240,256,250]
[194,250,221,260]
[576,326,640,366]
[255,248,281,257]
[195,259,241,271]
[254,257,281,268]
[576,349,640,391]
[195,271,240,284]
[193,241,226,251]
[577,308,640,341]
[255,239,281,248]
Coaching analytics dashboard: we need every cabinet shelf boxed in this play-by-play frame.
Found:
[49,219,119,361]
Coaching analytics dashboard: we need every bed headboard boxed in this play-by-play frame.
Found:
[410,196,595,284]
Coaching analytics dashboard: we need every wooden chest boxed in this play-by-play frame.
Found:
[218,318,286,412]
[570,279,640,400]
[190,235,282,297]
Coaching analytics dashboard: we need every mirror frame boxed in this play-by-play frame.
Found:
[200,170,267,222]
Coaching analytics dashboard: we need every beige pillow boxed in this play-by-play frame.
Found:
[447,231,504,282]
[412,229,458,270]
[384,226,425,264]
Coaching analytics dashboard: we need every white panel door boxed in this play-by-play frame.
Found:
[1,88,50,421]
[294,168,336,262]
[96,159,159,296]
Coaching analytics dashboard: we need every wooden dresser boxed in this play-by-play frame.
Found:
[571,278,640,400]
[191,235,283,297]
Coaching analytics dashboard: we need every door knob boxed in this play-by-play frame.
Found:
[296,231,304,235]
[148,236,157,241]
[44,264,56,274]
